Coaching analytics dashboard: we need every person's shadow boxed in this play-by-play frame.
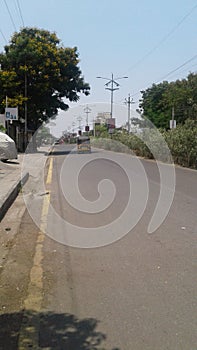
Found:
[0,310,120,350]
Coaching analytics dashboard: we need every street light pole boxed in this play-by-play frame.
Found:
[77,116,82,131]
[97,73,128,119]
[84,105,91,126]
[72,122,75,134]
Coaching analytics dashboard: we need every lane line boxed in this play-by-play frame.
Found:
[46,157,53,184]
[18,157,53,349]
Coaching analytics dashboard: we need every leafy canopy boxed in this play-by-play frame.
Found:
[139,73,197,129]
[0,27,90,129]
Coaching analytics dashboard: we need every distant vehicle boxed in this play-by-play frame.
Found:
[77,136,91,153]
[54,138,64,145]
[0,132,18,162]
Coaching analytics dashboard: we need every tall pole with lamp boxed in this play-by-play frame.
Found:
[96,73,128,119]
[84,105,91,134]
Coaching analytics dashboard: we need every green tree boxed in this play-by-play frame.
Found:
[187,73,197,119]
[139,73,197,128]
[95,124,109,138]
[36,125,55,146]
[0,27,90,130]
[139,81,170,129]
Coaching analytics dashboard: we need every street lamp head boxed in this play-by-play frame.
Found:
[96,76,111,80]
[115,76,128,80]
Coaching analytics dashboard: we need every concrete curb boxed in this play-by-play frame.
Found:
[0,172,29,222]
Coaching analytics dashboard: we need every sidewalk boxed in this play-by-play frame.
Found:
[0,146,52,222]
[0,153,28,221]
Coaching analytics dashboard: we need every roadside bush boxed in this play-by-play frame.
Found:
[164,119,197,168]
[91,137,130,153]
[91,119,197,169]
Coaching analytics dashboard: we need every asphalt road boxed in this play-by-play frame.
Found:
[0,144,196,350]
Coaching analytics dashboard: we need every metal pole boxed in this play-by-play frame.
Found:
[84,105,91,126]
[72,122,75,134]
[128,94,130,133]
[111,73,113,118]
[97,74,128,121]
[172,105,175,129]
[5,96,9,135]
[77,116,82,130]
[93,118,96,137]
[24,69,27,149]
[125,94,134,133]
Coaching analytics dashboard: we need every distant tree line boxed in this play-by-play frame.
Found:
[138,73,197,129]
[92,72,197,169]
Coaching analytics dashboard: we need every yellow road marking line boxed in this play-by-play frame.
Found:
[46,157,53,184]
[18,158,53,349]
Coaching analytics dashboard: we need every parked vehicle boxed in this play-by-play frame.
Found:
[0,132,18,161]
[77,136,91,153]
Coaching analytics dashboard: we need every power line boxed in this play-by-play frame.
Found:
[15,0,24,27]
[3,0,17,31]
[129,55,197,100]
[156,63,197,82]
[0,28,7,43]
[157,54,197,82]
[123,3,197,75]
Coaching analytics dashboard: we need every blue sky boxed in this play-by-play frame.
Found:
[0,0,197,134]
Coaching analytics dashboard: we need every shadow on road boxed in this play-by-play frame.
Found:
[0,160,20,165]
[0,310,120,350]
[49,150,98,156]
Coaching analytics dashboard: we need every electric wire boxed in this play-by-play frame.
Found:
[157,63,197,81]
[2,0,17,31]
[123,3,197,75]
[15,0,25,27]
[156,54,197,82]
[129,55,197,100]
[0,28,7,43]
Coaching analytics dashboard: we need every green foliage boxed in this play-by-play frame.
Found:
[93,119,197,169]
[91,137,131,154]
[0,125,6,132]
[115,131,153,159]
[164,119,197,168]
[36,125,55,146]
[140,73,197,128]
[94,124,109,138]
[0,27,90,130]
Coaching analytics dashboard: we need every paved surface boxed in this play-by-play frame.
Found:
[0,146,52,221]
[0,144,196,349]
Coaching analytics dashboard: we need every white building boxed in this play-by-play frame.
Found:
[95,112,111,125]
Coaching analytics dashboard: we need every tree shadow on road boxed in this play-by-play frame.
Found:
[0,310,120,350]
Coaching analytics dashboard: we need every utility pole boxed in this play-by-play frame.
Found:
[125,94,134,133]
[84,105,91,127]
[5,96,9,136]
[72,121,75,134]
[97,74,128,119]
[24,64,28,150]
[172,105,175,129]
[93,118,95,137]
[77,116,82,131]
